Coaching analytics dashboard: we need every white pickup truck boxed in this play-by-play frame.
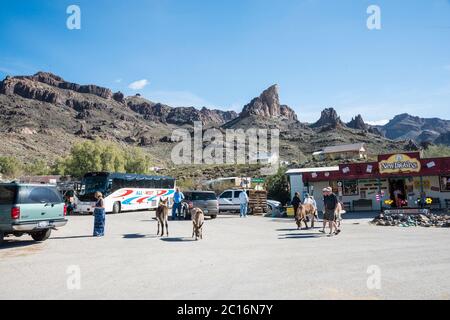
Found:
[217,189,246,212]
[217,189,280,214]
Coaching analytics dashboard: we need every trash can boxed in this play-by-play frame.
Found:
[286,206,295,217]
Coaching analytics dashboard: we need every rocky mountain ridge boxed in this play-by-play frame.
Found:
[376,113,450,144]
[0,71,447,168]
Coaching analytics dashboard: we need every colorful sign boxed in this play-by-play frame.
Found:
[379,154,421,174]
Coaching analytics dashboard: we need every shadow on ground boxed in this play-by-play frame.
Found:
[278,232,323,240]
[50,235,93,240]
[276,227,322,232]
[160,237,196,242]
[0,240,38,249]
[123,233,159,239]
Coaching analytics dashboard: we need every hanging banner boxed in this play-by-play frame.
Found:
[379,154,421,174]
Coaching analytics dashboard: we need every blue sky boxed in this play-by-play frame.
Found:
[1,0,449,124]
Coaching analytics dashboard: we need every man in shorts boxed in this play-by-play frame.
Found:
[320,187,340,235]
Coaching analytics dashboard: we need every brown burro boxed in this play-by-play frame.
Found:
[191,208,205,240]
[295,203,317,230]
[156,198,169,237]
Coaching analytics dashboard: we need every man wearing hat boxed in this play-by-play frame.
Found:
[320,187,339,235]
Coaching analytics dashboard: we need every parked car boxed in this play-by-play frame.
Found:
[218,189,278,215]
[267,199,282,212]
[267,199,283,216]
[180,191,219,220]
[0,183,68,245]
[218,189,249,213]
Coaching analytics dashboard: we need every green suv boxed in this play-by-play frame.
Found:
[0,183,68,245]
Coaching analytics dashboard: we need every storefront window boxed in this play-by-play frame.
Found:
[330,181,339,194]
[440,176,450,192]
[343,180,358,196]
[329,180,359,196]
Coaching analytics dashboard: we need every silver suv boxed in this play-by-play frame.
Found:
[180,191,219,220]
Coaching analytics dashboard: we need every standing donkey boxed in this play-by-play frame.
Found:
[156,198,169,237]
[191,208,205,240]
[295,203,317,230]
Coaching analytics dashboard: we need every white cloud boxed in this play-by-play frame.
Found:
[128,79,149,90]
[114,78,122,83]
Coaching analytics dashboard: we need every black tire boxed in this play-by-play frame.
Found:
[112,202,121,214]
[0,232,4,246]
[31,229,51,242]
[210,215,217,219]
[183,206,191,220]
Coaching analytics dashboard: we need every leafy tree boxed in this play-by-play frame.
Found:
[0,156,23,178]
[56,140,151,178]
[100,143,126,173]
[64,140,104,178]
[52,157,69,176]
[125,147,150,174]
[265,167,291,206]
[24,159,50,176]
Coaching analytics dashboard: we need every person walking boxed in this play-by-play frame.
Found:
[93,191,106,237]
[239,190,249,218]
[172,187,184,220]
[292,192,301,217]
[304,194,318,220]
[320,187,340,235]
[394,187,403,208]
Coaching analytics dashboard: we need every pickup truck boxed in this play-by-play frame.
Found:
[0,183,68,245]
[218,189,269,215]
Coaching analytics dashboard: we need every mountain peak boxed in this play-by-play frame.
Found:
[311,108,344,128]
[241,84,297,121]
[347,114,368,130]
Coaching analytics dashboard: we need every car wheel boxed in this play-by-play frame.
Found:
[0,232,4,246]
[183,207,191,220]
[210,215,217,219]
[112,202,121,214]
[31,229,51,242]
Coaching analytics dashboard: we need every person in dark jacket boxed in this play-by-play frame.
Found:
[320,187,340,235]
[292,192,301,217]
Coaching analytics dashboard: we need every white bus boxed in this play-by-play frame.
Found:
[74,172,176,214]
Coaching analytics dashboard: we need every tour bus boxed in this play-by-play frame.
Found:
[74,172,176,214]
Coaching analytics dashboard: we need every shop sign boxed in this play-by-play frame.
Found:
[379,154,421,174]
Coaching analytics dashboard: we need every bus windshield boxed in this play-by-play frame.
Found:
[79,174,108,198]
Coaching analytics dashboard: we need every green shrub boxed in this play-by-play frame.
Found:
[0,156,23,178]
[265,167,291,206]
[54,140,153,178]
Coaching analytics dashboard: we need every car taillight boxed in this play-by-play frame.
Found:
[11,206,20,220]
[64,205,67,216]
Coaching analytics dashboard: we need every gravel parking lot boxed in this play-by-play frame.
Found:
[1,212,450,300]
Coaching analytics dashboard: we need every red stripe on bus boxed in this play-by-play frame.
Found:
[114,190,134,198]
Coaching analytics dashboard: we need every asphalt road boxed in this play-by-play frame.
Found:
[1,212,450,300]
